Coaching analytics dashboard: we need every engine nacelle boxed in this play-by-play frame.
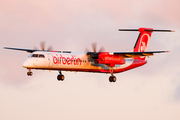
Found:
[96,52,125,67]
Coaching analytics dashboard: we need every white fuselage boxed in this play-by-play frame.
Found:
[23,51,134,73]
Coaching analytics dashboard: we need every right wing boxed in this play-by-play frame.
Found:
[113,51,169,58]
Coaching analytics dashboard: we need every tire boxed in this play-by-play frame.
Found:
[30,72,33,76]
[112,76,116,82]
[57,75,61,81]
[109,76,113,82]
[109,76,116,82]
[57,75,65,81]
[61,75,65,81]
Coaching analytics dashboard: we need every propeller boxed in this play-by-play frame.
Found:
[34,41,53,52]
[92,42,105,54]
[86,43,105,59]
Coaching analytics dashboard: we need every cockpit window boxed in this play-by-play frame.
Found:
[31,54,45,58]
[31,54,38,57]
[39,54,45,58]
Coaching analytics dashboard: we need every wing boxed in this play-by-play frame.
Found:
[4,47,72,53]
[4,47,40,53]
[113,51,169,58]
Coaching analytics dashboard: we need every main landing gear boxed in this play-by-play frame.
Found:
[57,71,65,81]
[27,69,33,76]
[109,76,116,82]
[109,67,116,82]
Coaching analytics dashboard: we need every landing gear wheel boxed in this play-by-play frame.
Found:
[109,76,113,82]
[61,75,65,80]
[109,76,116,82]
[27,72,33,76]
[112,76,116,82]
[57,75,65,81]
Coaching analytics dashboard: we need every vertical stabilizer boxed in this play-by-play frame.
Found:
[133,28,153,60]
[118,28,173,60]
[133,28,153,52]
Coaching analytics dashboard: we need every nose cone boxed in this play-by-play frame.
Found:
[23,59,30,68]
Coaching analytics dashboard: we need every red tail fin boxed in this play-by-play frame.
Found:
[133,28,152,52]
[118,28,173,60]
[133,28,153,60]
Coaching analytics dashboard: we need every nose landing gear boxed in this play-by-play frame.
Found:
[57,71,65,81]
[27,69,33,76]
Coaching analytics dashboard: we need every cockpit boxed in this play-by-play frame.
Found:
[30,54,45,58]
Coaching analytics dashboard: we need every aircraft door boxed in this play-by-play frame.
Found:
[47,53,53,67]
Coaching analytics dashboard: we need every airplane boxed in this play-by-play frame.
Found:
[4,28,173,82]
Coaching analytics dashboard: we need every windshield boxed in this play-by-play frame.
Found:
[31,54,45,58]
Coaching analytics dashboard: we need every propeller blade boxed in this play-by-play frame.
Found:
[92,43,97,54]
[47,45,53,51]
[86,43,106,60]
[85,48,91,52]
[40,41,45,51]
[33,46,38,50]
[99,46,105,53]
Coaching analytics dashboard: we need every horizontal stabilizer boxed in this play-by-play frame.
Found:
[118,29,174,32]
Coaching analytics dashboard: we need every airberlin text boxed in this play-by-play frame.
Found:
[53,54,81,65]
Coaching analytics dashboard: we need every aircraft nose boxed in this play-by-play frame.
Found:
[23,60,30,68]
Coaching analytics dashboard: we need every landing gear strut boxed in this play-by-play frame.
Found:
[27,69,33,76]
[57,71,65,81]
[109,67,116,82]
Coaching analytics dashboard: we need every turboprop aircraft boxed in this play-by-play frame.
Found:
[4,28,173,82]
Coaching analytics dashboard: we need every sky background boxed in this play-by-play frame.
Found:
[0,0,180,120]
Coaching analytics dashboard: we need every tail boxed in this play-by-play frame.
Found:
[119,28,173,60]
[133,28,152,53]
